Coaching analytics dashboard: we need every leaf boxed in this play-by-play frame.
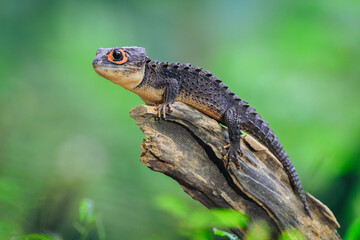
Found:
[211,209,249,228]
[213,228,239,240]
[79,198,96,224]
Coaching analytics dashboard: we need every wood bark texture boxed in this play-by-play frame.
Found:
[129,103,340,240]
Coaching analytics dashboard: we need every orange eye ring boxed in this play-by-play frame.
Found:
[107,49,128,64]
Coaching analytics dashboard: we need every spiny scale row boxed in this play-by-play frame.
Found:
[148,60,243,103]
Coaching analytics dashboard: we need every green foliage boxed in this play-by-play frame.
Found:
[0,220,21,239]
[344,218,360,240]
[0,178,22,207]
[6,199,105,240]
[154,195,248,239]
[156,195,307,240]
[213,221,272,240]
[79,199,96,224]
[12,234,55,240]
[0,178,24,239]
[211,209,248,229]
[0,0,359,239]
[278,229,306,240]
[213,228,238,240]
[74,199,106,240]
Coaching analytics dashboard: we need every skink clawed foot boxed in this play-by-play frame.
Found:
[223,143,243,170]
[155,103,173,120]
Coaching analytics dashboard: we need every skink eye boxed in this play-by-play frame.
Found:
[107,48,128,64]
[112,49,123,61]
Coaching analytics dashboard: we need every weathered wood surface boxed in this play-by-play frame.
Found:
[129,103,340,239]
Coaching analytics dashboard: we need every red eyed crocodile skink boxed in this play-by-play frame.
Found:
[92,46,312,217]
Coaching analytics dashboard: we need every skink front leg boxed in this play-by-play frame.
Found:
[154,78,179,120]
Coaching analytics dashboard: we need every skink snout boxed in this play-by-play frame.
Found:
[92,57,100,66]
[96,48,105,55]
[93,48,108,66]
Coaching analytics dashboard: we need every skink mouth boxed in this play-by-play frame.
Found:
[93,65,140,71]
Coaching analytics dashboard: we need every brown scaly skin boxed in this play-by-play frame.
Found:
[92,46,312,218]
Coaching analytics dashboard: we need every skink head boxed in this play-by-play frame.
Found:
[92,46,147,90]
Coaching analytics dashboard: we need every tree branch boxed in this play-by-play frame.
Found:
[129,103,340,239]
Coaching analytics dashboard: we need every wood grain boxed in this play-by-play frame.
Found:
[129,103,340,240]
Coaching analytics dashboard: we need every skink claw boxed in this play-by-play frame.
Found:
[224,143,243,170]
[156,103,173,120]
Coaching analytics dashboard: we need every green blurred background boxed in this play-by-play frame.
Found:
[0,0,359,239]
